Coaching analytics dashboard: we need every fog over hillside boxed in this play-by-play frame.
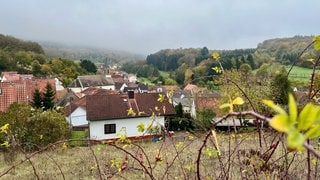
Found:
[0,0,319,54]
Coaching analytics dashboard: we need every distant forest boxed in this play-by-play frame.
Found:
[121,35,318,87]
[0,34,318,88]
[0,34,97,87]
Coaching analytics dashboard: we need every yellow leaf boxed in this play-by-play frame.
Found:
[0,123,9,134]
[127,108,136,116]
[304,125,320,139]
[219,103,230,109]
[0,141,10,147]
[232,97,244,105]
[269,114,291,133]
[157,94,165,102]
[263,100,287,115]
[287,130,304,151]
[298,103,319,131]
[211,130,221,156]
[313,35,320,50]
[212,52,220,60]
[288,93,297,124]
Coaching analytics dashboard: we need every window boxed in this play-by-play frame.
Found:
[0,88,2,95]
[104,124,116,134]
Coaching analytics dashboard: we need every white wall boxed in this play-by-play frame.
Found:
[89,116,165,140]
[66,106,88,127]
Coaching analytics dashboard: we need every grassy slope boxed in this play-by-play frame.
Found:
[286,66,314,83]
[159,71,170,78]
[0,132,316,179]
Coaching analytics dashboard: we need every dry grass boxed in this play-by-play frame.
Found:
[1,131,319,179]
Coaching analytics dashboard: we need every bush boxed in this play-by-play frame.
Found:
[23,110,71,149]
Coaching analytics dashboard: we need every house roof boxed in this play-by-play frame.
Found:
[183,84,198,91]
[70,75,115,88]
[195,92,221,111]
[64,96,86,116]
[81,87,116,96]
[1,71,34,82]
[87,93,176,121]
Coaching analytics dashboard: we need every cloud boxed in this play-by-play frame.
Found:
[0,0,319,54]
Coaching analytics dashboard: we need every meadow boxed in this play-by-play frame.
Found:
[1,131,319,179]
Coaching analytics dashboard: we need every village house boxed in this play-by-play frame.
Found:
[64,88,116,129]
[0,72,56,112]
[191,92,221,118]
[86,92,175,140]
[68,74,115,93]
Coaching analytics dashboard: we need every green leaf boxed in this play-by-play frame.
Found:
[297,103,319,131]
[313,35,320,51]
[232,97,244,105]
[263,100,287,115]
[288,94,297,124]
[287,130,304,151]
[269,114,291,133]
[304,125,320,139]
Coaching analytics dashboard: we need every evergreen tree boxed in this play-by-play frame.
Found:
[31,88,43,109]
[42,83,55,110]
[246,54,255,69]
[80,59,97,73]
[270,69,292,105]
[174,103,184,117]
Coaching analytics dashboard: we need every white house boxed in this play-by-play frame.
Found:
[65,96,88,129]
[86,92,176,140]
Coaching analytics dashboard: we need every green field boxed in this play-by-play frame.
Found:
[138,77,155,85]
[159,71,170,78]
[285,66,314,84]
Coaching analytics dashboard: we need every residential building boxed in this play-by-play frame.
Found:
[68,75,115,93]
[0,72,55,112]
[86,92,175,140]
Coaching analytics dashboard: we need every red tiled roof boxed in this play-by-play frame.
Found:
[195,92,221,111]
[87,93,176,121]
[81,87,116,96]
[0,78,56,112]
[64,96,86,116]
[184,84,198,91]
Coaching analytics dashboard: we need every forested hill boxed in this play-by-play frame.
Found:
[0,34,44,54]
[257,35,313,55]
[40,41,145,64]
[144,35,316,72]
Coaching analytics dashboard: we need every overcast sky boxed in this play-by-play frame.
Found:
[0,0,319,54]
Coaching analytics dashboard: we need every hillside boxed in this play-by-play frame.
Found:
[40,41,145,64]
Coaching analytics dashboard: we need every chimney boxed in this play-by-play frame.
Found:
[128,91,134,99]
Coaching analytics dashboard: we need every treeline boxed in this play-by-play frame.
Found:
[40,41,144,65]
[0,34,44,54]
[121,35,316,87]
[255,35,317,68]
[121,47,257,87]
[0,34,97,87]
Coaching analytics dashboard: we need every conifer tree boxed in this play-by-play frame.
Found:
[31,88,43,109]
[42,82,55,110]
